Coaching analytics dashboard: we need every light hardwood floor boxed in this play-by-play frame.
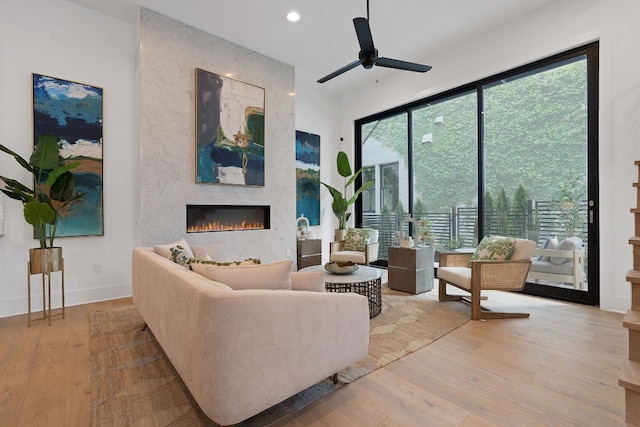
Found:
[0,291,632,426]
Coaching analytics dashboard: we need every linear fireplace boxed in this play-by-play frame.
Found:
[186,205,270,233]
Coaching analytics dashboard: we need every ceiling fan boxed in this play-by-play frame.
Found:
[317,0,432,84]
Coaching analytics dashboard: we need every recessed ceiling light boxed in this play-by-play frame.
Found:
[286,11,300,22]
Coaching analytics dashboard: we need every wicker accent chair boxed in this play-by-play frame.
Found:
[437,238,535,320]
[329,228,379,266]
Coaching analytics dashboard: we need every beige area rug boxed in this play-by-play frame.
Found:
[89,285,469,426]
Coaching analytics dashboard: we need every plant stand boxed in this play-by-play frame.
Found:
[27,255,65,327]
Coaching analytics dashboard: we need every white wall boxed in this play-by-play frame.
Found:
[0,0,138,317]
[293,80,342,262]
[338,0,640,313]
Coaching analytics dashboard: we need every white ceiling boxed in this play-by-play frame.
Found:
[66,0,560,96]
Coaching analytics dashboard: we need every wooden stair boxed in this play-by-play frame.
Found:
[620,160,640,425]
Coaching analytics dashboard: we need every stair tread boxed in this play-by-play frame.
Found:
[636,160,640,166]
[628,270,640,283]
[634,183,640,188]
[631,208,640,214]
[630,237,640,245]
[624,309,640,331]
[619,359,640,393]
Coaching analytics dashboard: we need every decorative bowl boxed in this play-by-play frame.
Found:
[324,261,359,275]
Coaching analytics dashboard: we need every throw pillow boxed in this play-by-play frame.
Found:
[550,236,583,265]
[468,236,517,267]
[343,228,373,252]
[195,260,293,290]
[538,236,558,261]
[154,239,194,259]
[189,258,261,274]
[170,245,192,268]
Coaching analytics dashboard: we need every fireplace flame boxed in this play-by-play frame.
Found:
[187,220,265,233]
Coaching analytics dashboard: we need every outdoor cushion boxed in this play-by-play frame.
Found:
[550,237,583,265]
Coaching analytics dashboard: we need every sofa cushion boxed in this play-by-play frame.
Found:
[194,260,293,290]
[330,251,367,265]
[290,271,326,292]
[468,236,516,266]
[343,228,375,252]
[550,237,583,265]
[154,239,194,259]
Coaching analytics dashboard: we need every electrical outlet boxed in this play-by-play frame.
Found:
[286,249,292,258]
[93,264,102,275]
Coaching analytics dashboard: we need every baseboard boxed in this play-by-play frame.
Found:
[0,283,132,319]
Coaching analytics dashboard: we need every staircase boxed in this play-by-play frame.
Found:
[620,161,640,425]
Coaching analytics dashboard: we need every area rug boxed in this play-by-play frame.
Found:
[89,285,469,426]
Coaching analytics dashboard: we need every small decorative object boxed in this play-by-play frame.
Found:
[296,214,309,240]
[400,236,414,248]
[417,217,435,247]
[324,261,359,274]
[398,214,416,248]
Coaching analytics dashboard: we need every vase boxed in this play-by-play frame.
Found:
[29,247,63,274]
[296,214,310,239]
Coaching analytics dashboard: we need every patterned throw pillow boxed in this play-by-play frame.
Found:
[170,245,193,268]
[189,258,261,274]
[468,236,517,267]
[343,228,373,252]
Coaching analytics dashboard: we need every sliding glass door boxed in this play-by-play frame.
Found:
[355,43,598,305]
[483,54,594,303]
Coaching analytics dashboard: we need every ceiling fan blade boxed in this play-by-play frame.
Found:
[353,17,375,53]
[376,57,432,73]
[317,60,362,83]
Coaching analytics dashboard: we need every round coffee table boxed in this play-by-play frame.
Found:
[300,265,382,318]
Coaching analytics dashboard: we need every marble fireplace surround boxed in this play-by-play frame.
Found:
[140,8,295,263]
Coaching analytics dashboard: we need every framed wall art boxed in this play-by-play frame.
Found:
[33,73,104,237]
[196,68,265,186]
[295,130,320,226]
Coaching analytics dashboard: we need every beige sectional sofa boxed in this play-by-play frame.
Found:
[132,247,370,425]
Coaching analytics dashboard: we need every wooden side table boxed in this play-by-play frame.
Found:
[297,239,322,269]
[388,246,434,294]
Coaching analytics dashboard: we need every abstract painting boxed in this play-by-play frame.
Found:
[296,131,320,226]
[196,68,265,186]
[33,73,103,237]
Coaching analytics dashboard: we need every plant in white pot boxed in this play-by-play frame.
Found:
[321,151,373,241]
[0,133,83,273]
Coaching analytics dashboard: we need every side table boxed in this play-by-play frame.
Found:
[388,246,434,294]
[297,238,322,269]
[299,265,382,318]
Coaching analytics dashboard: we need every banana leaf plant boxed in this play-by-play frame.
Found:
[321,151,373,230]
[0,134,83,248]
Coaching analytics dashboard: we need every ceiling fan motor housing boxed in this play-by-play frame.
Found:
[359,49,378,69]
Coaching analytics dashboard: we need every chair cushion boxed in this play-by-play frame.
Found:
[468,236,516,266]
[510,238,536,261]
[550,237,583,265]
[330,251,367,265]
[343,228,375,252]
[437,266,472,290]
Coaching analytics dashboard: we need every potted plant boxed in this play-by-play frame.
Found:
[0,133,83,273]
[321,151,373,241]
